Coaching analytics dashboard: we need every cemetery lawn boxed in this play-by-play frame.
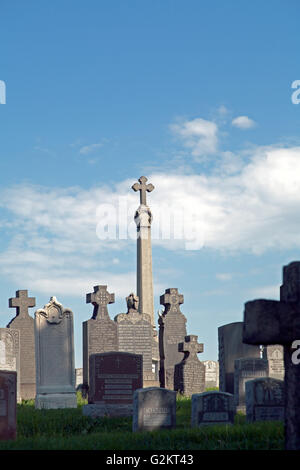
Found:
[0,393,284,450]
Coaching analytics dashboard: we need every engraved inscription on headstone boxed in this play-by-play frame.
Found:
[234,357,269,412]
[0,329,20,403]
[7,290,36,400]
[133,387,176,432]
[174,335,205,396]
[191,391,235,426]
[246,377,285,422]
[158,288,187,389]
[0,370,17,440]
[204,361,219,389]
[35,296,77,409]
[82,285,117,392]
[262,345,285,381]
[83,352,143,418]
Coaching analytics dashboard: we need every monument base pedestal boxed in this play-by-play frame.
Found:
[83,403,133,418]
[35,392,77,409]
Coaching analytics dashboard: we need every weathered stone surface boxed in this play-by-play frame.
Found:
[158,288,187,389]
[75,368,83,390]
[174,335,205,396]
[82,285,118,393]
[0,329,20,402]
[191,391,235,426]
[35,296,77,409]
[243,261,300,449]
[204,361,219,389]
[7,290,36,400]
[234,358,268,412]
[262,345,285,381]
[83,352,143,417]
[246,377,285,423]
[133,387,176,432]
[115,293,158,386]
[0,370,17,440]
[218,322,261,394]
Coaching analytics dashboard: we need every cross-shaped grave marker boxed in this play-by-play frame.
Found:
[86,285,115,320]
[9,290,36,318]
[178,335,204,360]
[132,176,154,206]
[243,261,300,450]
[160,288,184,314]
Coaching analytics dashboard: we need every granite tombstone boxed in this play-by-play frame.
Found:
[234,357,269,412]
[245,377,285,422]
[35,296,77,409]
[191,391,235,426]
[0,370,17,440]
[83,352,143,418]
[133,387,176,432]
[262,345,285,381]
[174,335,205,396]
[7,290,36,400]
[204,360,219,389]
[0,328,20,402]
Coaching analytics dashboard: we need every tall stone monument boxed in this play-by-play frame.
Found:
[158,288,187,389]
[243,261,300,450]
[132,176,159,376]
[35,296,77,409]
[82,285,118,393]
[7,290,36,400]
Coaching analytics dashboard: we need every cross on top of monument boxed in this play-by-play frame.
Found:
[160,288,184,314]
[86,285,115,320]
[9,290,36,318]
[132,176,154,206]
[178,335,204,360]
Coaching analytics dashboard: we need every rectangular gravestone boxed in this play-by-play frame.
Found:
[262,345,285,381]
[75,368,83,390]
[204,361,219,389]
[0,370,17,440]
[83,285,118,393]
[191,391,235,426]
[0,329,20,403]
[7,290,36,400]
[133,387,176,432]
[115,293,158,386]
[246,377,285,423]
[83,352,143,418]
[218,322,261,394]
[158,288,187,390]
[35,297,77,409]
[234,357,269,412]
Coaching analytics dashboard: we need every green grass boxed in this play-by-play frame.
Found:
[0,393,284,450]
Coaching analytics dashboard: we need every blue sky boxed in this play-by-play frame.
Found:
[0,0,300,367]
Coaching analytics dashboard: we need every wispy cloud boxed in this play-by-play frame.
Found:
[79,142,105,155]
[232,115,256,129]
[170,117,218,157]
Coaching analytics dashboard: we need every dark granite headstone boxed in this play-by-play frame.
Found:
[246,377,285,422]
[243,261,300,449]
[7,290,36,400]
[83,352,143,417]
[115,293,157,386]
[133,387,176,432]
[158,288,187,389]
[82,285,118,393]
[0,329,20,402]
[191,391,235,426]
[0,370,17,440]
[218,322,261,394]
[174,335,205,396]
[234,357,269,412]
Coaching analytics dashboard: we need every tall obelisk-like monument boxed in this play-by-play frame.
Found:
[132,176,155,327]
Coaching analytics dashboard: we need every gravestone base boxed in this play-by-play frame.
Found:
[35,392,77,409]
[82,403,133,418]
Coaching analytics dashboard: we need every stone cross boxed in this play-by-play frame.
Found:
[243,261,300,450]
[9,290,35,318]
[178,335,204,360]
[86,285,115,320]
[132,176,154,206]
[160,288,184,314]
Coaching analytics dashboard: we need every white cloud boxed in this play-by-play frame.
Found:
[232,115,256,129]
[216,273,233,281]
[170,118,218,157]
[79,142,104,155]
